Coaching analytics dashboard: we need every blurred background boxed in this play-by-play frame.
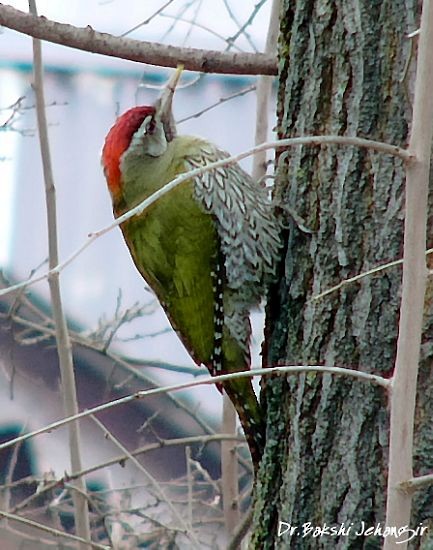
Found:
[0,0,276,519]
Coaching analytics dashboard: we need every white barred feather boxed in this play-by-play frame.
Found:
[184,140,282,350]
[186,141,281,292]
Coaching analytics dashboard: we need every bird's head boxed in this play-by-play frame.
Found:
[102,66,183,202]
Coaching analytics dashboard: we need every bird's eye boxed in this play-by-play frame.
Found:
[146,117,156,135]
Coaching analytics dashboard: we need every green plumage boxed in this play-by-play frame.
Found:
[103,75,280,470]
[116,135,265,467]
[120,137,217,366]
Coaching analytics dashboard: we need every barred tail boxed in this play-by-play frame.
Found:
[223,380,265,473]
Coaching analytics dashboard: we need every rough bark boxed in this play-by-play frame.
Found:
[252,1,433,548]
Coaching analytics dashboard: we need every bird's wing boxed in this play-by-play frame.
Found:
[184,141,281,294]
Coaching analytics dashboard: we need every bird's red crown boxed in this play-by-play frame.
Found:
[102,106,155,200]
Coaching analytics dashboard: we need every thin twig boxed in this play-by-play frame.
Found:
[0,364,389,454]
[399,472,433,494]
[221,393,240,537]
[311,248,433,301]
[0,134,411,300]
[119,0,176,37]
[181,0,203,46]
[252,0,280,181]
[11,434,245,515]
[227,0,268,47]
[177,84,256,124]
[1,96,25,128]
[0,523,69,547]
[222,0,258,52]
[0,430,23,512]
[185,446,193,529]
[90,415,201,546]
[28,0,91,546]
[384,2,433,547]
[160,13,244,52]
[5,302,224,438]
[9,313,203,375]
[0,510,109,549]
[160,0,198,42]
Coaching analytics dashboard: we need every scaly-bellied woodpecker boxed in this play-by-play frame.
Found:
[102,67,281,470]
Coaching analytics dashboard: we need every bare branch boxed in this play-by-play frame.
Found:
[399,473,433,494]
[90,415,198,543]
[227,0,268,48]
[2,293,220,437]
[311,248,433,301]
[160,13,245,52]
[0,364,389,455]
[0,510,109,550]
[0,4,276,76]
[252,0,280,181]
[119,0,176,37]
[28,0,90,544]
[222,0,258,52]
[11,434,246,515]
[227,508,253,550]
[221,394,240,537]
[384,1,433,545]
[0,133,411,300]
[177,84,256,124]
[0,96,65,135]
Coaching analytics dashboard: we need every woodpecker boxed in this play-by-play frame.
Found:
[102,67,281,470]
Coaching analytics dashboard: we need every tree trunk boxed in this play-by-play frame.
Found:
[252,1,433,548]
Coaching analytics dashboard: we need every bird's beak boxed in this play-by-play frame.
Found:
[154,65,183,142]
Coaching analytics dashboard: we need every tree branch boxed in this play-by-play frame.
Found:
[90,415,197,543]
[384,0,433,545]
[0,510,109,550]
[252,0,280,181]
[0,133,411,300]
[312,247,433,301]
[29,0,90,545]
[0,364,390,455]
[399,472,433,494]
[221,394,240,537]
[0,3,277,76]
[11,434,247,516]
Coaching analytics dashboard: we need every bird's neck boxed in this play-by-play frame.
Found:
[119,135,204,210]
